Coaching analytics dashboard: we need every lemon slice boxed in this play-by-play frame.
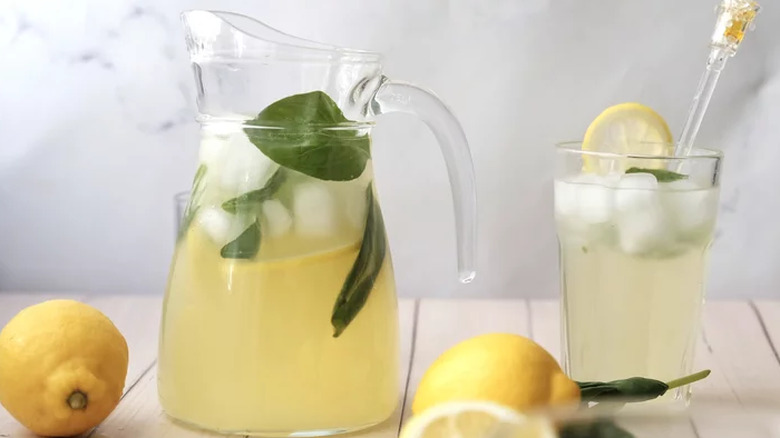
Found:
[582,102,673,172]
[400,401,557,438]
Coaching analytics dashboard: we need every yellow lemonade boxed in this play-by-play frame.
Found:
[158,224,400,434]
[560,240,710,390]
[555,176,718,403]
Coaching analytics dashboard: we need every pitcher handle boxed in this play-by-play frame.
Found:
[368,77,476,283]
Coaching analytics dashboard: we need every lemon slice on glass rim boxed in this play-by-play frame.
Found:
[581,102,674,173]
[399,401,556,438]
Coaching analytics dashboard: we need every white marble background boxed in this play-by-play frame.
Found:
[0,0,778,298]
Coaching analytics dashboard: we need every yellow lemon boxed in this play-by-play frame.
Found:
[582,102,673,172]
[0,300,129,437]
[400,401,556,438]
[412,333,580,415]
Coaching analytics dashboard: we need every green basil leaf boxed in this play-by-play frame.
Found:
[331,184,386,337]
[244,91,370,181]
[625,167,688,182]
[222,168,288,214]
[577,377,668,404]
[220,221,261,259]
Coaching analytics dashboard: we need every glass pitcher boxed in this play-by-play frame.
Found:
[158,10,477,437]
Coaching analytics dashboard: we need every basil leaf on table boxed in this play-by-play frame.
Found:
[578,377,669,404]
[577,369,710,404]
[561,370,711,438]
[331,184,387,337]
[244,91,371,182]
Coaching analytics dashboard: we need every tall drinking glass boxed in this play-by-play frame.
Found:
[554,143,722,403]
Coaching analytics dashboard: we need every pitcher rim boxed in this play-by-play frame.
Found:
[199,116,377,129]
[182,10,383,63]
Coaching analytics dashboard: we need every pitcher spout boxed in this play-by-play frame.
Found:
[181,10,380,62]
[180,10,383,121]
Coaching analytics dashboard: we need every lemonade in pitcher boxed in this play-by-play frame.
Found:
[158,11,476,436]
[159,120,401,433]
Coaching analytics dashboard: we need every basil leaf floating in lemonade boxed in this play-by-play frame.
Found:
[244,91,371,182]
[331,184,387,337]
[222,168,288,214]
[218,168,287,259]
[220,221,261,259]
[234,91,389,334]
[625,167,688,183]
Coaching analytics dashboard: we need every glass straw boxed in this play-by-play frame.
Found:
[675,0,760,157]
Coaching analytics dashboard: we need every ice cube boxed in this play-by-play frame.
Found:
[614,173,659,212]
[617,172,658,190]
[197,207,253,246]
[218,133,278,194]
[262,199,292,237]
[555,175,618,246]
[555,175,614,223]
[602,171,623,188]
[293,183,336,237]
[198,136,224,168]
[202,120,244,137]
[554,181,579,217]
[662,181,718,236]
[344,189,369,229]
[199,119,249,166]
[570,172,621,187]
[662,179,699,191]
[576,183,614,224]
[613,173,672,254]
[616,209,671,254]
[340,169,373,229]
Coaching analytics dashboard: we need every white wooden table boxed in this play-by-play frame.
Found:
[1,294,780,437]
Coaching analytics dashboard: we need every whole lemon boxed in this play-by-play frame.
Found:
[0,300,129,436]
[412,333,580,414]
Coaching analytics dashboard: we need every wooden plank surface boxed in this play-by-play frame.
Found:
[752,300,780,362]
[695,301,780,405]
[1,295,780,437]
[84,294,162,390]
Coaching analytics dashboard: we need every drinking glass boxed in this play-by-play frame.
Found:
[554,142,722,403]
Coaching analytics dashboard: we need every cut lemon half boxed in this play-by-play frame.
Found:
[400,401,557,438]
[582,102,673,172]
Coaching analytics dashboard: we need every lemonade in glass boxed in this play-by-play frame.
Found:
[555,105,722,403]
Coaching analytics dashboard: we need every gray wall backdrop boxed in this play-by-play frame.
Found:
[1,0,778,297]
